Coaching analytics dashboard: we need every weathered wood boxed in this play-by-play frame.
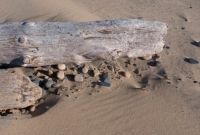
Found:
[0,73,42,110]
[0,19,167,67]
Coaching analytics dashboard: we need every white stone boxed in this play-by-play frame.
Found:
[29,105,36,112]
[74,74,83,82]
[58,64,66,70]
[82,66,88,74]
[124,71,131,78]
[142,55,152,60]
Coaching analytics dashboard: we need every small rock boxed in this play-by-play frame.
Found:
[48,69,53,76]
[134,69,140,74]
[104,77,110,83]
[166,46,171,49]
[57,71,65,79]
[102,74,111,83]
[44,76,49,80]
[93,69,100,77]
[74,74,84,82]
[142,55,152,60]
[66,94,70,97]
[45,80,53,88]
[193,81,198,83]
[155,61,162,67]
[29,105,36,112]
[29,75,36,81]
[33,79,41,86]
[185,58,199,64]
[58,64,66,70]
[124,71,131,78]
[82,66,88,74]
[100,82,111,87]
[102,73,109,79]
[21,109,26,114]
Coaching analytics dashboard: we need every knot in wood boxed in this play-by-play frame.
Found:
[18,37,26,44]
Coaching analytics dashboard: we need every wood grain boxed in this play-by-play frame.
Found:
[0,73,42,110]
[0,19,167,67]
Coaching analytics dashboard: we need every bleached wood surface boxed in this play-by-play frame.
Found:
[0,73,42,110]
[0,19,167,67]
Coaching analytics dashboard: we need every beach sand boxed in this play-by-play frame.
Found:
[0,0,200,134]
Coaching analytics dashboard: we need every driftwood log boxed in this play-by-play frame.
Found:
[0,19,167,67]
[0,73,42,110]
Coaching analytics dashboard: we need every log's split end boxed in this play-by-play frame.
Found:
[0,19,167,67]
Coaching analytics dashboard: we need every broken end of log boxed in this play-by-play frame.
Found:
[0,73,43,110]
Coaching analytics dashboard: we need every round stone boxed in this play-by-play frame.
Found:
[82,66,88,74]
[142,55,152,60]
[124,71,131,78]
[57,71,65,80]
[45,80,54,88]
[58,64,66,70]
[33,79,41,86]
[29,105,36,112]
[74,74,84,82]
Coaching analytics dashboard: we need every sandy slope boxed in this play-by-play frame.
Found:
[1,0,200,135]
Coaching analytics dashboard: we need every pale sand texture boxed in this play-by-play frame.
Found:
[1,0,200,135]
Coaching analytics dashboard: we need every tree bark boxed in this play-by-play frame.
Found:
[0,19,167,67]
[0,73,42,110]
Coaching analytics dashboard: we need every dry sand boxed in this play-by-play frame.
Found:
[1,0,200,135]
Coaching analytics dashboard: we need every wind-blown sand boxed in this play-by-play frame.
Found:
[1,0,200,135]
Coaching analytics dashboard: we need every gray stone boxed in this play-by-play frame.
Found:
[45,80,54,88]
[100,82,111,87]
[102,74,110,79]
[33,79,41,86]
[185,58,199,64]
[103,77,110,83]
[29,75,36,81]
